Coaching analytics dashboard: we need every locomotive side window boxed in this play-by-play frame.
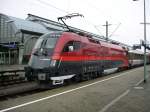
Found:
[45,38,57,48]
[74,41,81,50]
[63,41,81,52]
[34,38,44,49]
[63,41,73,52]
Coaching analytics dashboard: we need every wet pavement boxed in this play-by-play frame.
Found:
[0,66,150,112]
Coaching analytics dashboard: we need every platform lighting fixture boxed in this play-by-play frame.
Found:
[133,0,147,83]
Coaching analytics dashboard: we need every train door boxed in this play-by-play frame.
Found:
[81,42,87,73]
[80,41,88,80]
[98,43,104,75]
[61,40,82,76]
[80,39,103,80]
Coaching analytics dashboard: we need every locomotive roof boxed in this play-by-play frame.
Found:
[62,32,125,51]
[128,50,144,54]
[100,41,124,51]
[27,14,132,49]
[129,50,150,55]
[40,32,63,37]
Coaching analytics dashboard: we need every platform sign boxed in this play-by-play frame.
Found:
[140,40,145,46]
[133,44,141,50]
[146,45,150,50]
[1,44,17,48]
[140,40,149,47]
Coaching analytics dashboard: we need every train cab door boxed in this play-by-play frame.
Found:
[80,42,87,74]
[98,43,104,75]
[80,38,93,80]
[61,40,82,77]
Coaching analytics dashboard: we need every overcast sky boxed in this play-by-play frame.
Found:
[0,0,150,46]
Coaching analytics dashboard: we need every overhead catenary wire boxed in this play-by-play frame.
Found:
[80,0,112,21]
[34,0,128,46]
[36,0,69,14]
[35,0,105,36]
[94,25,103,36]
[79,0,124,39]
[109,23,121,37]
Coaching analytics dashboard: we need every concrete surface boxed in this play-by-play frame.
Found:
[0,65,26,72]
[0,66,150,112]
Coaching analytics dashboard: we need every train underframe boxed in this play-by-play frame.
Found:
[25,59,124,87]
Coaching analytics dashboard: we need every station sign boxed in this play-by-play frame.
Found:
[1,44,17,48]
[133,44,141,50]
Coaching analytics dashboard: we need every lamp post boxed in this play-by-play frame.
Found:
[133,0,147,82]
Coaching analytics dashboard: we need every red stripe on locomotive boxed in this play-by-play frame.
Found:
[51,32,129,67]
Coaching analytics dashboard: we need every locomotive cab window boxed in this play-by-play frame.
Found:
[63,41,81,52]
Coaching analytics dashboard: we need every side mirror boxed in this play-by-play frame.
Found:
[68,46,74,52]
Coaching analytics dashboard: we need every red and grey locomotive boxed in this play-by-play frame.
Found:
[24,13,149,86]
[25,31,129,85]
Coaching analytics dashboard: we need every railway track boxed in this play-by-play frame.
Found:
[0,81,39,97]
[0,69,39,97]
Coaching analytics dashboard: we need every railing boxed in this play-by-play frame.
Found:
[0,51,18,65]
[0,69,25,86]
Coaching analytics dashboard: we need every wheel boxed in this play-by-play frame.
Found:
[73,74,81,82]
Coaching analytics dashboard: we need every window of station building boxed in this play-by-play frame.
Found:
[63,41,81,52]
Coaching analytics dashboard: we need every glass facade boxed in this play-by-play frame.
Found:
[0,14,43,64]
[0,16,16,43]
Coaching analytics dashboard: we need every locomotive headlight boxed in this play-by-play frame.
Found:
[50,60,57,67]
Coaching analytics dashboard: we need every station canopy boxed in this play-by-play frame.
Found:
[8,16,50,35]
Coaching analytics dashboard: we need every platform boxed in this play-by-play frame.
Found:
[0,66,150,112]
[0,65,26,72]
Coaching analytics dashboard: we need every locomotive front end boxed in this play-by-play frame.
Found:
[25,32,61,83]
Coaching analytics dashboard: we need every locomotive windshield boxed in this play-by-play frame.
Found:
[44,38,57,49]
[34,38,43,49]
[34,33,60,49]
[29,33,61,69]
